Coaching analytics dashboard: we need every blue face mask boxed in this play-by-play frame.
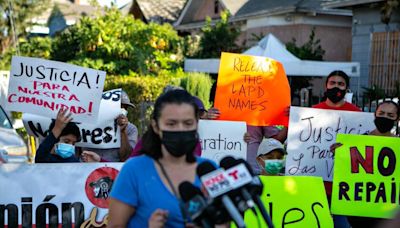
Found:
[55,143,75,159]
[264,159,284,175]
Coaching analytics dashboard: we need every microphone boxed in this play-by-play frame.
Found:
[178,181,214,228]
[236,158,274,228]
[220,156,256,211]
[197,161,246,228]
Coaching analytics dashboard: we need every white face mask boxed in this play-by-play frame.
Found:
[121,108,128,116]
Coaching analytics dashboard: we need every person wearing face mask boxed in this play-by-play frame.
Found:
[345,101,399,228]
[108,89,216,228]
[313,70,361,112]
[312,70,361,228]
[82,90,138,162]
[35,109,81,163]
[370,101,399,137]
[256,138,285,176]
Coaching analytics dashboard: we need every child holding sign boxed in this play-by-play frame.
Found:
[35,109,81,163]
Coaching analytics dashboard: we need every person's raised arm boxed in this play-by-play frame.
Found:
[117,114,136,161]
[35,109,72,162]
[52,109,72,138]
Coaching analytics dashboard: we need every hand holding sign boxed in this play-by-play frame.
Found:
[52,109,73,138]
[116,114,129,131]
[81,151,101,162]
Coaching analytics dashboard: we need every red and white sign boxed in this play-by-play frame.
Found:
[0,163,122,227]
[200,169,232,198]
[6,56,106,123]
[225,164,252,189]
[22,89,123,149]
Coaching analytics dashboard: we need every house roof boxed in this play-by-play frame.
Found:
[123,0,187,23]
[175,0,352,28]
[33,0,98,25]
[322,0,385,8]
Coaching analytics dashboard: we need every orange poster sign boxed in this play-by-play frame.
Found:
[214,52,290,126]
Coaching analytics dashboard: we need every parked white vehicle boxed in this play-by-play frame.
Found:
[0,105,28,163]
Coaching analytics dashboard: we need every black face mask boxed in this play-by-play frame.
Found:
[161,130,198,157]
[374,117,395,133]
[326,87,346,103]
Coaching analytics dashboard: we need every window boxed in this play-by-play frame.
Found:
[369,31,400,94]
[214,0,219,14]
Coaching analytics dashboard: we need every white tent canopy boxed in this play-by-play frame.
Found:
[184,34,360,77]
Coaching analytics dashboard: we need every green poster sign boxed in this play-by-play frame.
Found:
[236,176,333,227]
[331,134,400,218]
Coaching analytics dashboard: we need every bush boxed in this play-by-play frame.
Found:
[51,8,183,75]
[196,10,241,58]
[180,72,213,109]
[0,36,52,69]
[104,71,181,134]
[104,70,213,135]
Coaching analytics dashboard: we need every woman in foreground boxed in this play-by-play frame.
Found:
[108,89,213,228]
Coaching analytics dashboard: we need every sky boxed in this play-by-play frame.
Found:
[97,0,131,7]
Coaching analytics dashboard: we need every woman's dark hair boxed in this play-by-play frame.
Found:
[326,70,350,88]
[140,89,199,163]
[375,100,399,119]
[49,121,81,141]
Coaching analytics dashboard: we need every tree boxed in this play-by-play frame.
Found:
[51,8,183,75]
[0,0,50,54]
[196,10,241,58]
[285,28,326,105]
[286,27,325,61]
[381,0,399,24]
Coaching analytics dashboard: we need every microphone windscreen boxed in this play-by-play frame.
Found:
[179,181,203,202]
[219,156,239,169]
[236,158,255,176]
[196,161,217,178]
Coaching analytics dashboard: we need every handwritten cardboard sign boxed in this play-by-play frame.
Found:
[6,56,106,123]
[198,120,247,163]
[241,176,333,228]
[331,134,400,218]
[0,163,123,227]
[23,89,122,149]
[285,107,375,181]
[214,52,290,126]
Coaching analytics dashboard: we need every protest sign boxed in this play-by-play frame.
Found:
[6,56,106,123]
[198,120,247,163]
[285,107,375,181]
[0,163,123,227]
[241,176,333,228]
[23,89,122,149]
[214,52,290,126]
[331,134,400,218]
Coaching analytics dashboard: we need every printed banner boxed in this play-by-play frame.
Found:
[243,176,333,228]
[198,119,247,163]
[285,107,375,181]
[22,89,122,149]
[331,134,400,218]
[6,56,106,123]
[214,52,290,126]
[0,163,123,227]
